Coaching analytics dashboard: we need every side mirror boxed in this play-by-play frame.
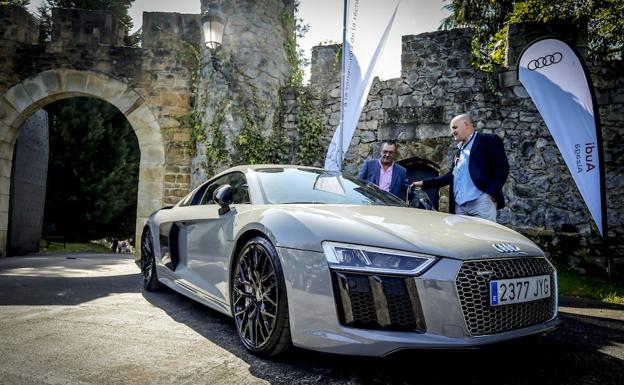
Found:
[213,184,233,215]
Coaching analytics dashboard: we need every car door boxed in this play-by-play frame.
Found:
[179,172,250,306]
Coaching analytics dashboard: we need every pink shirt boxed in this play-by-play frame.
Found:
[378,160,393,192]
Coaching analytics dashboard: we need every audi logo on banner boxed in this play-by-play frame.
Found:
[527,52,563,70]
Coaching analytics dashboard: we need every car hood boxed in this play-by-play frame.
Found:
[258,204,544,260]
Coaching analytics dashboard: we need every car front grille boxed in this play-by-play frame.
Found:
[456,257,556,336]
[331,271,426,332]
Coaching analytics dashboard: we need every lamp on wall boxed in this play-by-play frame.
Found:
[201,9,225,50]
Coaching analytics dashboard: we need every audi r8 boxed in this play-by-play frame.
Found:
[138,165,559,357]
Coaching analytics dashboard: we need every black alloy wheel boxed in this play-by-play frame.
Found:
[231,236,291,357]
[140,227,162,291]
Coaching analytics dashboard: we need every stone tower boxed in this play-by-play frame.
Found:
[193,0,295,186]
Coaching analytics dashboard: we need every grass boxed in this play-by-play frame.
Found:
[558,269,624,305]
[39,240,112,254]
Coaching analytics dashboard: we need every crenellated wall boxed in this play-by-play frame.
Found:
[0,7,202,255]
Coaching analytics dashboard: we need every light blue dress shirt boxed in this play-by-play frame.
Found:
[453,132,482,205]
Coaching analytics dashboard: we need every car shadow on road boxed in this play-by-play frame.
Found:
[143,287,624,385]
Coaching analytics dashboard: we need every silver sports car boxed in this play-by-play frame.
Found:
[138,165,559,357]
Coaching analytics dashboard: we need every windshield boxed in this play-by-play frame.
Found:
[254,167,406,206]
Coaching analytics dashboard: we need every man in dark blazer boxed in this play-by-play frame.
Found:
[413,113,509,222]
[358,140,411,198]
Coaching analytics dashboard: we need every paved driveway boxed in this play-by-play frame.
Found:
[0,253,622,385]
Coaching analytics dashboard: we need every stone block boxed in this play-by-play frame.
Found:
[360,131,377,143]
[0,97,19,126]
[137,181,164,206]
[140,143,166,164]
[21,76,51,106]
[0,230,6,255]
[126,103,158,126]
[4,84,34,113]
[0,158,11,178]
[512,86,529,98]
[0,211,7,231]
[176,174,191,184]
[382,95,397,109]
[139,164,165,184]
[110,89,142,115]
[0,194,8,213]
[63,70,89,93]
[398,95,422,107]
[0,177,9,196]
[0,141,14,161]
[499,71,519,88]
[133,123,163,147]
[85,72,131,107]
[173,132,191,142]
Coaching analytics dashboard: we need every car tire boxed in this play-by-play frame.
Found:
[231,236,291,357]
[140,226,163,291]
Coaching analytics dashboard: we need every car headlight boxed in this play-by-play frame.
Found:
[322,242,437,275]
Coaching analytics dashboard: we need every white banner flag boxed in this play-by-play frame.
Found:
[518,38,606,236]
[324,0,400,172]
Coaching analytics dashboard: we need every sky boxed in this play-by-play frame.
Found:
[27,0,450,82]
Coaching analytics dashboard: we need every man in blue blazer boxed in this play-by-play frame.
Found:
[413,113,509,222]
[358,140,411,198]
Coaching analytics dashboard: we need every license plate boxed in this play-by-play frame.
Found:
[490,275,551,306]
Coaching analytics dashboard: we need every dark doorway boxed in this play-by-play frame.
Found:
[7,96,140,255]
[399,158,440,210]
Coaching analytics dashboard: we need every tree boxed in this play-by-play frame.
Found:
[43,97,140,241]
[36,0,136,45]
[0,0,30,7]
[440,0,624,69]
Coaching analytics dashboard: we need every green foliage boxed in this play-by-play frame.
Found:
[280,1,310,88]
[235,114,269,165]
[184,1,322,171]
[441,0,624,68]
[36,0,135,44]
[44,97,139,241]
[558,269,624,304]
[279,2,326,167]
[295,91,323,166]
[0,0,30,8]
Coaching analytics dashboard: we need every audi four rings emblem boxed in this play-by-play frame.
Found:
[492,243,520,253]
[527,52,563,70]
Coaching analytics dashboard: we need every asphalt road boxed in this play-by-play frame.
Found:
[0,253,622,385]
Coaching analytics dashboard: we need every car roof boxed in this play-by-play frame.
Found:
[214,164,325,177]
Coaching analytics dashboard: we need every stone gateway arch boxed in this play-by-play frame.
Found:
[0,8,204,255]
[0,69,165,254]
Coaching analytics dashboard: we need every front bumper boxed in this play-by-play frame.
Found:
[278,247,559,356]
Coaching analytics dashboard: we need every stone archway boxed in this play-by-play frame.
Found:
[0,69,165,256]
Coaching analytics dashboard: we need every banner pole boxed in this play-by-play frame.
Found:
[338,0,348,172]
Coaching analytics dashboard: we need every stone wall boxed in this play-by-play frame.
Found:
[0,8,201,255]
[191,0,294,186]
[50,8,125,48]
[300,24,623,275]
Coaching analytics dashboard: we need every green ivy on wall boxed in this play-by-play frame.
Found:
[180,3,337,176]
